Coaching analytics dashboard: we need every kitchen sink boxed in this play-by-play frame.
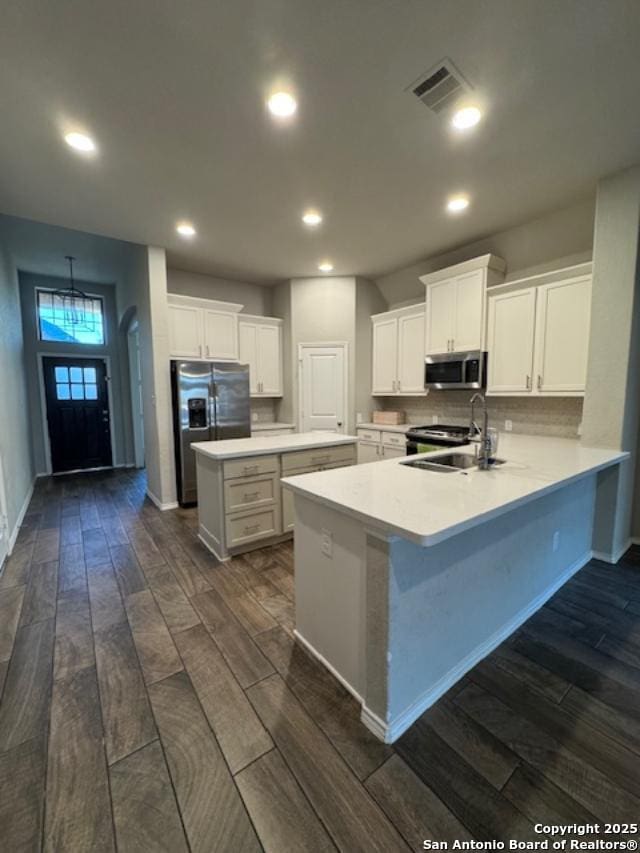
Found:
[403,453,506,473]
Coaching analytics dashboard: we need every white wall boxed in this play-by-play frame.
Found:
[0,231,35,548]
[376,196,595,307]
[355,277,387,423]
[167,268,273,316]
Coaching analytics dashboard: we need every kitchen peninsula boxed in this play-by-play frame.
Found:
[192,432,357,560]
[281,434,627,744]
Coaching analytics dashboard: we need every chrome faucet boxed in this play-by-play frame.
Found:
[468,392,492,470]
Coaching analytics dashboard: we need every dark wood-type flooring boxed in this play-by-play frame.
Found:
[1,468,639,851]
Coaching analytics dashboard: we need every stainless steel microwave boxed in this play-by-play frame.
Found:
[424,351,487,390]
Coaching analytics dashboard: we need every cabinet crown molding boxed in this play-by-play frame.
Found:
[486,261,593,296]
[167,293,244,313]
[419,253,506,287]
[370,302,425,322]
[238,313,284,325]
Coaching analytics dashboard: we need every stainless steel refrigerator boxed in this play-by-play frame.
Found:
[171,360,251,506]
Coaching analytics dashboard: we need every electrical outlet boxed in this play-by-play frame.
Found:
[432,414,439,425]
[357,412,364,424]
[552,531,560,552]
[321,528,333,558]
[251,412,258,422]
[504,419,513,432]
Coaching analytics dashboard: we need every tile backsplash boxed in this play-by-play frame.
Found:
[381,392,583,438]
[250,398,278,423]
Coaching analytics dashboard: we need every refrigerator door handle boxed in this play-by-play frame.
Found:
[209,380,217,437]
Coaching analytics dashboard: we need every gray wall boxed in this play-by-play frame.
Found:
[19,272,131,474]
[0,233,34,543]
[167,268,273,316]
[290,276,357,433]
[376,196,596,307]
[581,166,640,554]
[272,280,294,424]
[355,277,387,423]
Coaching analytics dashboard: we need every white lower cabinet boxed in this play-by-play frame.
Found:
[357,428,407,462]
[487,268,591,397]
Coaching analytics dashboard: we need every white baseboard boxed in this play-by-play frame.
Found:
[197,529,230,562]
[360,549,593,744]
[294,629,364,705]
[145,489,178,512]
[592,538,632,564]
[8,478,36,554]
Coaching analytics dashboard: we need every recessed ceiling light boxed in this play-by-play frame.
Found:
[302,210,323,226]
[318,261,333,273]
[176,221,196,238]
[446,195,470,213]
[64,131,96,153]
[452,106,482,130]
[267,91,297,118]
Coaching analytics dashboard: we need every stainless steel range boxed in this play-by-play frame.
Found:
[405,424,471,455]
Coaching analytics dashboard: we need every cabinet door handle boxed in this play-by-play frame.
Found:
[537,375,542,390]
[397,379,401,391]
[451,338,455,352]
[206,344,210,358]
[526,375,531,390]
[199,344,203,358]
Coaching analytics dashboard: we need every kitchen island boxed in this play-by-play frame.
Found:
[281,433,627,743]
[192,432,357,561]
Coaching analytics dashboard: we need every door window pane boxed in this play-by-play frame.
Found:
[69,366,83,383]
[56,383,71,400]
[83,367,96,383]
[54,366,69,382]
[71,384,84,400]
[85,383,98,400]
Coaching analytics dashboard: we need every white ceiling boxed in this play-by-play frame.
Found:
[1,0,639,284]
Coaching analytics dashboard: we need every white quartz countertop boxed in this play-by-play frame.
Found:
[356,422,414,433]
[192,432,357,460]
[251,422,296,431]
[281,433,628,547]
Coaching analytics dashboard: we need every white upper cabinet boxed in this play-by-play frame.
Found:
[534,275,591,394]
[425,279,454,355]
[203,309,239,360]
[167,295,243,361]
[397,311,427,393]
[372,315,399,395]
[487,264,592,397]
[487,288,537,393]
[421,254,506,355]
[372,304,425,396]
[238,315,283,397]
[168,303,203,359]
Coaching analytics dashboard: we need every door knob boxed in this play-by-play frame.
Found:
[337,421,343,427]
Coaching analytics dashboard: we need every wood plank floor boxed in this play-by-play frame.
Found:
[1,468,639,851]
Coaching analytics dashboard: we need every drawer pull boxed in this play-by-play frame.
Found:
[243,523,261,534]
[243,491,260,501]
[242,465,259,475]
[311,455,331,464]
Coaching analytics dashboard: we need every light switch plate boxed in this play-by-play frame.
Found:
[504,419,513,432]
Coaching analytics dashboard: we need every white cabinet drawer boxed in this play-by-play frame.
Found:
[356,429,380,443]
[224,454,279,480]
[226,506,281,548]
[281,444,355,473]
[224,473,278,514]
[381,431,406,448]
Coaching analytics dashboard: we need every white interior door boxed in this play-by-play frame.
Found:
[299,345,346,433]
[0,452,9,568]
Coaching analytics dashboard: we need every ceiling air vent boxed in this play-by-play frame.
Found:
[409,59,471,115]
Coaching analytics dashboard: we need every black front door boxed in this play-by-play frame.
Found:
[43,357,113,473]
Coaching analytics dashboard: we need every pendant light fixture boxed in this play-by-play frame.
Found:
[53,256,96,331]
